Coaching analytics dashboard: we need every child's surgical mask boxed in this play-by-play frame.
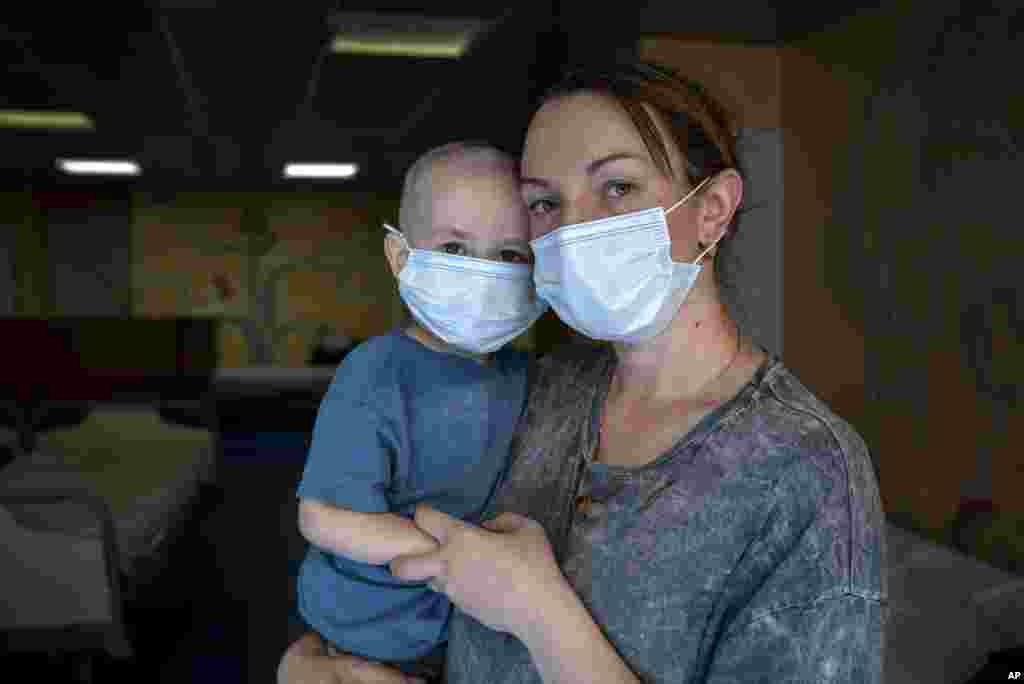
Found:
[385,224,548,354]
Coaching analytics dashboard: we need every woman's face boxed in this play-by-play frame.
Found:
[520,91,701,262]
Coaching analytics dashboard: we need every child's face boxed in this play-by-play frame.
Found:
[421,164,533,265]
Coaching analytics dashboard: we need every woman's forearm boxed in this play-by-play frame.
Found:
[299,500,439,566]
[521,582,641,684]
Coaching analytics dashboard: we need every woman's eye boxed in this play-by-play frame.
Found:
[527,198,556,216]
[441,243,465,255]
[606,181,634,199]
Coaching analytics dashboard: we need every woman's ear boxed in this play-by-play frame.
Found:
[697,169,743,249]
[384,233,408,278]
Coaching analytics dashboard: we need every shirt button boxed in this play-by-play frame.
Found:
[575,495,592,516]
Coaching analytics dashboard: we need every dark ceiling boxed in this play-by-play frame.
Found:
[1,1,873,193]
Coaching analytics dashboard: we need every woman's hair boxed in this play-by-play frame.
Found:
[538,59,746,296]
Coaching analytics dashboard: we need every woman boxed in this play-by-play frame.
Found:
[279,58,885,684]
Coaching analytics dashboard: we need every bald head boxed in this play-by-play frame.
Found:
[397,141,522,248]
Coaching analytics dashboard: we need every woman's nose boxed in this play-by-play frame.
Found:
[559,204,607,229]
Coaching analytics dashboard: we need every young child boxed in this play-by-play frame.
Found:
[294,141,547,679]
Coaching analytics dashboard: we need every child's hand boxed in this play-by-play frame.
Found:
[396,526,441,558]
[299,500,440,566]
[278,633,428,684]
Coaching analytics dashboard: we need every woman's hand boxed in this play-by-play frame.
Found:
[389,505,569,642]
[277,633,427,684]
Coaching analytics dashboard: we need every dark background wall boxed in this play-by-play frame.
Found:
[783,0,1023,529]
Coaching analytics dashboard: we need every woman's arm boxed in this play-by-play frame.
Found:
[704,594,884,683]
[299,499,439,566]
[390,505,641,684]
[518,579,641,684]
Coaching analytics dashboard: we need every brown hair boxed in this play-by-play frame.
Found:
[538,59,746,292]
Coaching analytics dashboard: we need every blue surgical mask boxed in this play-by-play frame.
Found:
[529,176,721,343]
[385,224,548,354]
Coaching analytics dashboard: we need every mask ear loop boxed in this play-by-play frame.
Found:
[661,176,725,265]
[383,223,406,244]
[383,222,412,256]
[666,174,715,215]
[693,229,727,264]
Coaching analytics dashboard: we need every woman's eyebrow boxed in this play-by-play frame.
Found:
[521,153,645,188]
[587,152,644,174]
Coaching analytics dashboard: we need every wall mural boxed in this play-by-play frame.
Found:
[132,193,401,367]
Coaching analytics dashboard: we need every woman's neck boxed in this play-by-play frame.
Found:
[610,294,740,405]
[403,322,492,366]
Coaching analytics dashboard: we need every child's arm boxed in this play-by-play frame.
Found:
[298,498,439,566]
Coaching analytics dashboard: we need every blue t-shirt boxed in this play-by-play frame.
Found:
[295,327,530,665]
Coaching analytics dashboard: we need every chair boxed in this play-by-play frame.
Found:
[884,522,1024,683]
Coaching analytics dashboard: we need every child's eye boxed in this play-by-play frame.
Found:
[501,250,531,264]
[527,198,557,216]
[441,242,466,256]
[606,181,634,199]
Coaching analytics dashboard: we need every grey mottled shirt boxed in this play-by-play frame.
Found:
[442,342,886,683]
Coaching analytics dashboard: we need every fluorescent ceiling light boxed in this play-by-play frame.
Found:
[331,36,468,58]
[284,163,359,179]
[0,110,95,130]
[57,159,141,176]
[329,13,486,59]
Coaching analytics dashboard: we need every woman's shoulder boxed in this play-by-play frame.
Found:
[746,359,883,574]
[738,358,886,602]
[752,360,871,463]
[533,340,613,385]
[509,340,611,454]
[723,356,879,512]
[517,341,612,415]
